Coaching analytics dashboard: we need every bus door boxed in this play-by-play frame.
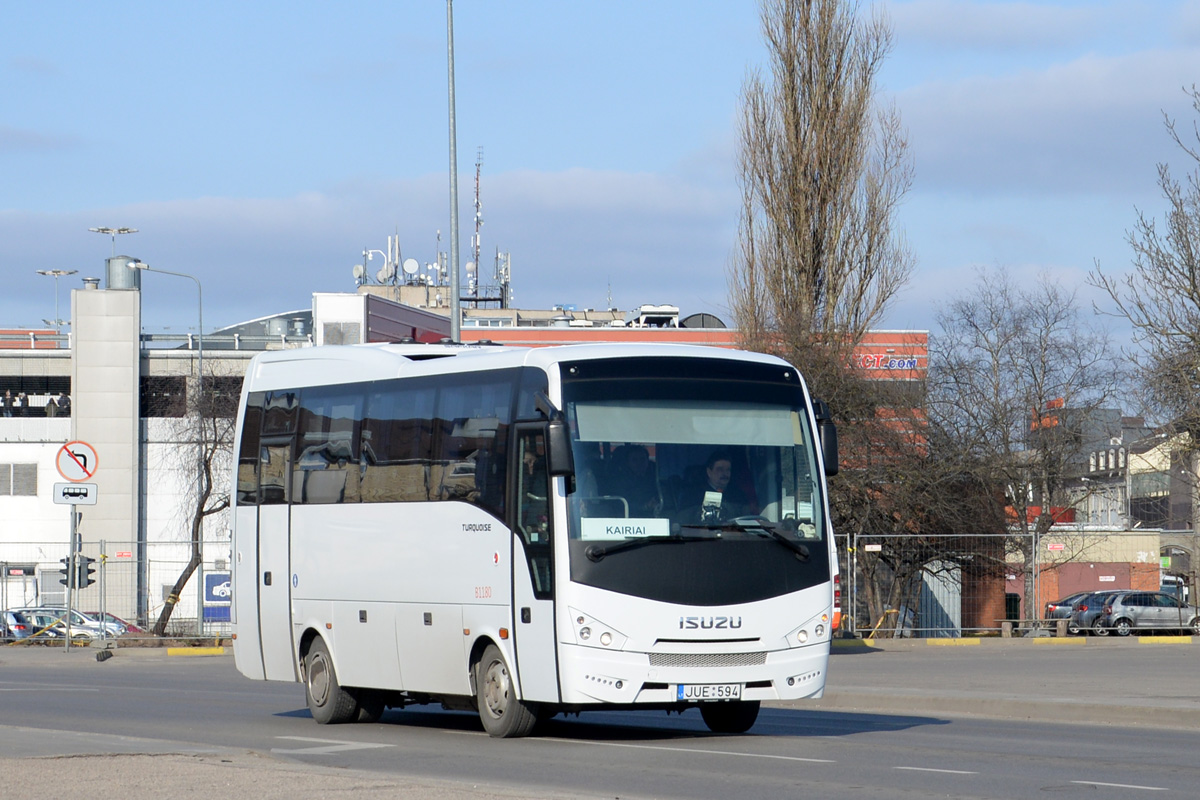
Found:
[511,425,560,702]
[258,438,298,681]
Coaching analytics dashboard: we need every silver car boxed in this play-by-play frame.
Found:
[16,607,120,641]
[1097,591,1200,636]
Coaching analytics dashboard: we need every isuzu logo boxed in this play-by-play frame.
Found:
[679,615,743,630]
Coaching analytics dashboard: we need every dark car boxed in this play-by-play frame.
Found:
[2,610,34,641]
[1068,591,1120,636]
[1098,591,1200,636]
[1044,591,1091,622]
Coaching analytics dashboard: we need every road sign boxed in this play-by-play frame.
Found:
[56,441,98,482]
[53,482,98,505]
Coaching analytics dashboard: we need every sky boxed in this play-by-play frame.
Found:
[3,1,1199,337]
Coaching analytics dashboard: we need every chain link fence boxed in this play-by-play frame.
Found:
[843,530,1193,638]
[1,538,232,641]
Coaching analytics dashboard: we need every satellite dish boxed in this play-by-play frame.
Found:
[352,264,366,280]
[465,261,476,274]
[402,258,419,275]
[376,269,388,283]
[380,263,396,282]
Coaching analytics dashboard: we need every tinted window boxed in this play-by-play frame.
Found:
[295,387,363,504]
[236,392,265,506]
[361,379,437,502]
[430,373,515,518]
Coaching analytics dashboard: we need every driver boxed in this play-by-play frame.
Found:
[689,451,749,522]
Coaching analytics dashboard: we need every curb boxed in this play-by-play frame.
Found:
[165,646,226,657]
[832,635,1196,649]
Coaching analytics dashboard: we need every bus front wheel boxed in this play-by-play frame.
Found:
[700,701,760,734]
[475,644,539,738]
[305,638,358,724]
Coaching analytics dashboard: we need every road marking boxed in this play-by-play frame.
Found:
[542,737,836,763]
[1071,780,1168,792]
[894,766,978,775]
[272,736,395,755]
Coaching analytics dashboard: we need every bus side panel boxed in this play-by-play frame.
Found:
[329,601,405,691]
[232,505,264,681]
[259,505,298,682]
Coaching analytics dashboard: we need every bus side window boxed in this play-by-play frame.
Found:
[236,392,265,506]
[516,432,552,597]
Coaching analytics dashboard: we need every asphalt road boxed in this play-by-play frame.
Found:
[2,639,1198,799]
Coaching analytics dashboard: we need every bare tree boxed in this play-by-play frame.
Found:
[929,268,1121,618]
[728,0,931,635]
[730,0,914,373]
[1092,86,1200,452]
[151,368,237,636]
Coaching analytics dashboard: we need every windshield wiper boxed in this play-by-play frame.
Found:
[584,533,714,562]
[723,516,811,562]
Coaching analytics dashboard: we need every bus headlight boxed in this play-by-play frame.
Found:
[569,607,628,649]
[797,630,809,644]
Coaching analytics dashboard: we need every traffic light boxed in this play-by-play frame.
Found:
[76,555,96,589]
[58,557,73,587]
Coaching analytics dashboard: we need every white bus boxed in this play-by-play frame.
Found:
[231,342,839,737]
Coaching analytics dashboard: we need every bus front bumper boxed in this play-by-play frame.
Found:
[556,641,830,706]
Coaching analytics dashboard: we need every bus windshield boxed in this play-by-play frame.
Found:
[561,358,830,606]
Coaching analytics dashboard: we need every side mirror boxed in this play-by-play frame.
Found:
[546,418,575,478]
[535,391,576,479]
[813,400,839,477]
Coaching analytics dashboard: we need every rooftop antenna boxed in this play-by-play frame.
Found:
[472,147,483,281]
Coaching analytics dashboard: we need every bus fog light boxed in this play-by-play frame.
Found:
[580,626,592,640]
[797,630,809,644]
[787,676,795,686]
[815,624,825,637]
[615,680,623,689]
[600,632,612,646]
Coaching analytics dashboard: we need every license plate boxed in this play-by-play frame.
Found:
[677,683,742,701]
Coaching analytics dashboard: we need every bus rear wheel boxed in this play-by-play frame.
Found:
[700,701,760,734]
[475,644,539,738]
[305,638,358,724]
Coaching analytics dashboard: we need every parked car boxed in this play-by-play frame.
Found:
[1044,591,1092,622]
[2,610,34,641]
[1068,591,1120,636]
[1097,591,1200,636]
[15,607,121,641]
[84,612,144,634]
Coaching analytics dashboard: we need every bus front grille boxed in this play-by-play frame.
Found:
[649,652,767,668]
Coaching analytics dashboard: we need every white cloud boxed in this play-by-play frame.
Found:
[887,0,1106,50]
[898,49,1199,194]
[0,167,741,334]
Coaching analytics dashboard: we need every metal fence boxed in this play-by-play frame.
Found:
[1,538,231,640]
[843,530,1194,638]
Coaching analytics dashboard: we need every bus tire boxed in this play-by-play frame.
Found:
[700,701,760,734]
[304,638,357,724]
[355,689,386,723]
[476,644,538,738]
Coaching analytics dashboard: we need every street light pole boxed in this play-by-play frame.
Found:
[89,226,138,257]
[128,261,204,633]
[35,269,78,332]
[446,0,462,342]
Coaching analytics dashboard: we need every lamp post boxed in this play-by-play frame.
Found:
[128,260,204,633]
[89,226,138,257]
[446,0,462,342]
[35,269,78,332]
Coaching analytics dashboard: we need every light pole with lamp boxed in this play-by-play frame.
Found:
[127,260,205,634]
[35,269,78,333]
[89,226,139,257]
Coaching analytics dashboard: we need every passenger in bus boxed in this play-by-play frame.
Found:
[604,444,662,518]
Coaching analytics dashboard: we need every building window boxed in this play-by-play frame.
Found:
[0,463,37,496]
[141,376,187,417]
